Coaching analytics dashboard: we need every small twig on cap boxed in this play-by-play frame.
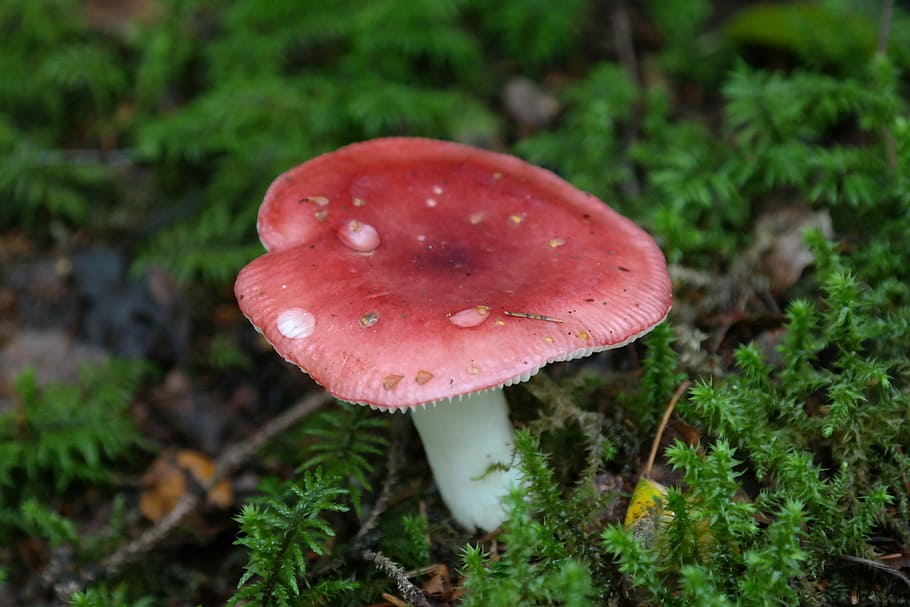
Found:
[643,380,691,479]
[362,550,432,607]
[503,310,565,323]
[65,391,331,596]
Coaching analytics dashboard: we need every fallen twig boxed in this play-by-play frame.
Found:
[57,391,332,600]
[841,553,910,588]
[362,550,432,607]
[877,0,894,55]
[350,415,407,551]
[308,414,409,585]
[612,0,642,198]
[877,0,898,170]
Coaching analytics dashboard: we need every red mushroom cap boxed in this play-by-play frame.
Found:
[235,138,671,409]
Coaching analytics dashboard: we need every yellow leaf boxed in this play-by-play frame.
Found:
[624,477,671,545]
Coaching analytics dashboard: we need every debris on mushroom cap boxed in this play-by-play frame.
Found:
[235,138,672,409]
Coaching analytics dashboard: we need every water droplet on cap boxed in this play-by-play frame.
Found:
[360,311,380,327]
[549,238,566,248]
[338,219,380,252]
[449,305,491,328]
[277,308,315,339]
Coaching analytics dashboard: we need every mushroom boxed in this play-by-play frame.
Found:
[235,138,671,532]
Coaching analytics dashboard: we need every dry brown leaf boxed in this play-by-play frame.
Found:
[755,205,833,295]
[140,449,232,522]
[175,449,233,508]
[379,593,410,607]
[84,0,162,36]
[421,563,453,599]
[139,452,185,522]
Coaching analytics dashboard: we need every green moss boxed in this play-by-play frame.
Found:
[1,0,908,604]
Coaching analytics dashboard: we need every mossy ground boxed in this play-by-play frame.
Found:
[1,1,908,605]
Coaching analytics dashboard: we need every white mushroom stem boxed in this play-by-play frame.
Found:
[409,388,521,532]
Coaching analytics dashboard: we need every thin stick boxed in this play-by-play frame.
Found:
[362,550,432,607]
[876,0,898,170]
[73,391,331,591]
[643,380,691,478]
[612,0,642,198]
[212,391,332,484]
[305,414,408,586]
[841,554,910,588]
[503,310,565,323]
[877,0,894,55]
[353,419,405,542]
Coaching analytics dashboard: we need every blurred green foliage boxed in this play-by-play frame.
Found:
[0,360,147,546]
[723,1,878,71]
